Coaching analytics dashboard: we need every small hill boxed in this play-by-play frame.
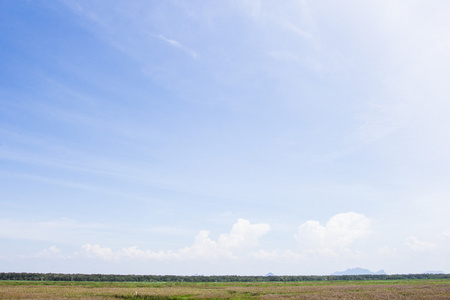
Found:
[331,268,386,276]
[265,272,274,277]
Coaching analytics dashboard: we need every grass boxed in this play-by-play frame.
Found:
[0,279,449,299]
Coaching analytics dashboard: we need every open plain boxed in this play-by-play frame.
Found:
[1,279,449,299]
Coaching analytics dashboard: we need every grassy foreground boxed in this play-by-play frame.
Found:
[1,279,449,299]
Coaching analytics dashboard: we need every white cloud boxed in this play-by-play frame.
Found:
[19,246,65,259]
[406,236,437,252]
[120,246,174,260]
[219,218,270,249]
[295,212,371,254]
[82,244,177,261]
[38,246,61,257]
[178,230,223,259]
[82,244,115,261]
[81,219,270,261]
[179,219,270,259]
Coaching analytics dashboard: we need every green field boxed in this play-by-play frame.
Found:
[1,279,449,299]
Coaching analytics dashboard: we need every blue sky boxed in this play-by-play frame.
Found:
[1,0,449,275]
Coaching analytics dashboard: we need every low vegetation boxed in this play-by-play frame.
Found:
[0,274,449,299]
[0,272,448,282]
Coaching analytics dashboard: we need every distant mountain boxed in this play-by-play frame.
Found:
[424,271,444,274]
[331,268,386,276]
[265,272,275,277]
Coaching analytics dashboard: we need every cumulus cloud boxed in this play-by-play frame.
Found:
[295,212,371,254]
[175,219,270,259]
[178,230,223,259]
[38,246,61,257]
[82,244,115,260]
[219,218,270,249]
[82,219,270,261]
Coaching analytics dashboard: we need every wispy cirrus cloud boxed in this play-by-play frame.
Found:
[155,34,199,59]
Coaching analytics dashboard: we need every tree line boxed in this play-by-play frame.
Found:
[0,272,448,282]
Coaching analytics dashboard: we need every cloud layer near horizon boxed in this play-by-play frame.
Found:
[5,213,448,275]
